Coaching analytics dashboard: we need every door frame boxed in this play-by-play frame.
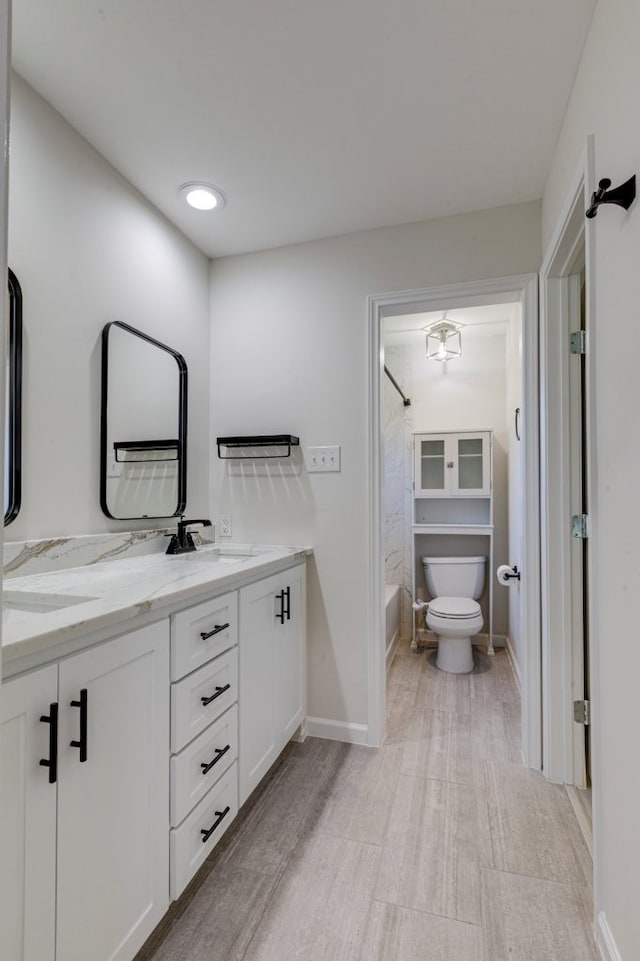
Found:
[539,136,597,786]
[366,273,541,769]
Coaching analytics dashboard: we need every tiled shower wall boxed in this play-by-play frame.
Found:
[382,346,413,641]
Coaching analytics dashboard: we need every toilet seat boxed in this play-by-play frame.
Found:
[428,596,481,619]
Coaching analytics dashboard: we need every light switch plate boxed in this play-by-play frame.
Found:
[305,446,341,472]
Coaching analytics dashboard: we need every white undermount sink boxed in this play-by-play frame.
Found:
[171,545,274,562]
[3,590,97,615]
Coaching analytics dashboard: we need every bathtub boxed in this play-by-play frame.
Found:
[385,584,401,668]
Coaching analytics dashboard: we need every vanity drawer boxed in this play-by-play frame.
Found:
[170,704,238,827]
[170,762,238,900]
[171,646,238,752]
[171,590,238,681]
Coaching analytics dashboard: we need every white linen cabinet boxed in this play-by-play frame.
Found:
[0,621,169,961]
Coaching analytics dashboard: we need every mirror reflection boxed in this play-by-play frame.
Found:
[100,321,187,520]
[5,269,22,526]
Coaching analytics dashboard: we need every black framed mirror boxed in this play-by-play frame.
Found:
[5,269,23,526]
[100,321,187,520]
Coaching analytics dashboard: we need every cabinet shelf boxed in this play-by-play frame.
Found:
[413,523,493,535]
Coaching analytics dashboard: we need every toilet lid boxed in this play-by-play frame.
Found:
[429,596,481,619]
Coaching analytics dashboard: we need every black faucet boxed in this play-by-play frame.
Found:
[166,517,212,554]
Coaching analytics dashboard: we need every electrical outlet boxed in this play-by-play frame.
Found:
[304,445,341,472]
[219,514,232,537]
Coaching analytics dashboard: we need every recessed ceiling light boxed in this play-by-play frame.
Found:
[178,182,226,211]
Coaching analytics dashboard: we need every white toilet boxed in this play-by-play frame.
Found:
[421,555,486,673]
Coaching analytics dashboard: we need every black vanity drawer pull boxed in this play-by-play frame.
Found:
[276,590,286,624]
[201,684,231,706]
[200,744,231,775]
[70,689,88,762]
[200,622,230,641]
[200,805,231,843]
[39,703,59,784]
[284,586,291,621]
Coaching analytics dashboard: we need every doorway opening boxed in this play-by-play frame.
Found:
[366,275,540,768]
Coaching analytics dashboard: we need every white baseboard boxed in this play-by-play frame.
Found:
[505,635,521,692]
[386,628,400,671]
[595,912,623,961]
[305,716,369,745]
[414,629,507,649]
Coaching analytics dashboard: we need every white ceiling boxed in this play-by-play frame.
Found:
[11,0,596,259]
[383,303,516,345]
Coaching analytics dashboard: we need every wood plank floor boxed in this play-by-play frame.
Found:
[136,646,597,961]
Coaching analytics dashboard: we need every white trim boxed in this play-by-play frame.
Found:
[540,138,597,787]
[305,717,369,745]
[505,635,521,693]
[565,784,593,857]
[595,912,623,961]
[386,628,400,671]
[367,274,541,765]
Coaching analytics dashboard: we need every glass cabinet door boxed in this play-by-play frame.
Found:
[415,436,447,494]
[453,433,490,494]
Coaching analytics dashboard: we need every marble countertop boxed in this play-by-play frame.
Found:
[2,543,310,672]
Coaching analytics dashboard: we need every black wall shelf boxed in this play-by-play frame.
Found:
[114,439,179,463]
[217,434,300,459]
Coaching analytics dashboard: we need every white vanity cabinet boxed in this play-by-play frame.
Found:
[2,549,308,961]
[238,563,305,804]
[0,664,58,961]
[169,590,239,899]
[0,621,170,961]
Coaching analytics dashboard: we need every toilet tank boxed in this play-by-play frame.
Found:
[422,555,486,599]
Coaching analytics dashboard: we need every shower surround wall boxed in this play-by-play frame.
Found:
[383,346,413,642]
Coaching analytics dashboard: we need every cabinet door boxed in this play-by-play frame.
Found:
[56,621,170,961]
[277,564,306,747]
[0,666,58,961]
[451,432,491,495]
[414,434,449,495]
[238,574,279,805]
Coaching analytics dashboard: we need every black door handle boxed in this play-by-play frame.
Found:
[39,703,59,784]
[200,744,231,775]
[200,623,230,640]
[70,689,88,762]
[515,407,521,441]
[201,684,231,706]
[200,806,230,843]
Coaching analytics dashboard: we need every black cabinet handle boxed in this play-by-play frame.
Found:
[515,407,521,441]
[200,622,230,640]
[200,744,231,775]
[284,586,291,621]
[200,806,230,843]
[39,703,59,784]
[70,689,88,762]
[276,590,286,624]
[201,684,231,706]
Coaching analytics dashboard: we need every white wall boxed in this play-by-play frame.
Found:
[7,75,211,540]
[542,1,640,956]
[210,201,541,730]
